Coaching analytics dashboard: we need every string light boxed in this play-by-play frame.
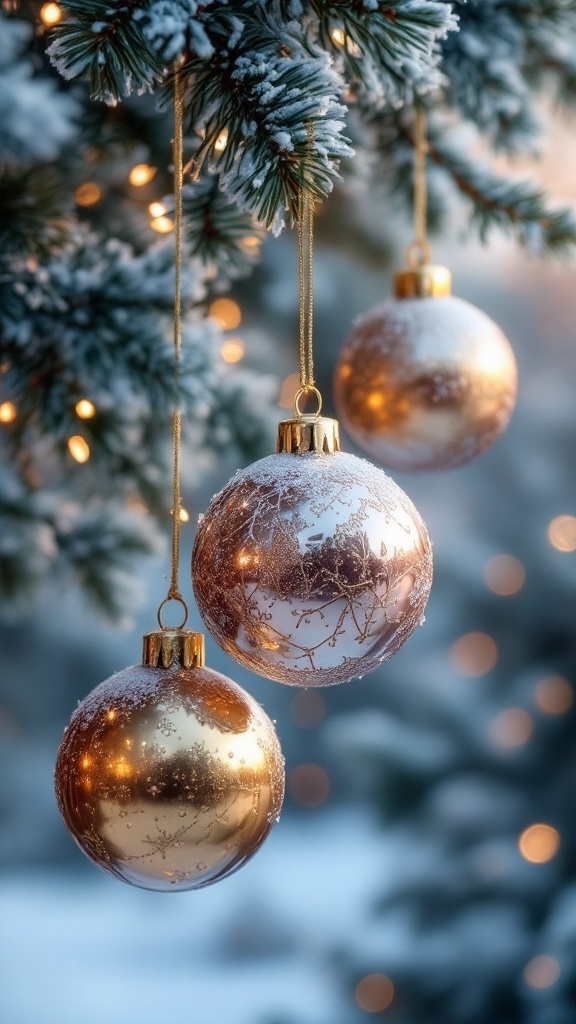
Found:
[518,824,560,864]
[290,690,327,729]
[214,129,229,153]
[450,632,499,677]
[490,707,533,749]
[0,401,17,424]
[209,297,242,330]
[220,339,245,364]
[523,955,561,989]
[128,164,157,186]
[484,553,526,596]
[75,182,101,207]
[75,399,96,420]
[67,435,91,463]
[40,3,62,26]
[150,216,175,234]
[288,763,330,808]
[535,675,573,715]
[548,515,576,552]
[355,974,395,1013]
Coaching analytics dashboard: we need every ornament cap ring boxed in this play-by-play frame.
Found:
[157,593,189,630]
[294,384,322,418]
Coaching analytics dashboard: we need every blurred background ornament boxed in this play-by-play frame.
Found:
[334,108,518,471]
[192,187,432,687]
[55,627,284,891]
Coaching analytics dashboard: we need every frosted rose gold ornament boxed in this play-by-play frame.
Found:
[334,265,517,471]
[192,414,432,687]
[55,629,284,891]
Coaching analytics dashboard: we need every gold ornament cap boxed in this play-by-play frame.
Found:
[394,264,452,299]
[142,629,205,668]
[277,414,340,454]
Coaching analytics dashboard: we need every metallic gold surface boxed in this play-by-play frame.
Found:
[334,294,517,471]
[276,415,340,454]
[192,451,432,687]
[394,264,452,298]
[142,629,205,668]
[55,663,285,891]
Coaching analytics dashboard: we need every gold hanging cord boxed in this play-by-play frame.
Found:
[294,127,322,418]
[407,105,431,269]
[157,63,188,631]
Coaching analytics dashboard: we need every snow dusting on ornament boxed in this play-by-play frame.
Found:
[192,451,432,687]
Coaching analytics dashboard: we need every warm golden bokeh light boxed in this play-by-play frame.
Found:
[290,690,327,729]
[366,392,384,410]
[214,129,229,152]
[450,632,499,677]
[490,707,533,749]
[519,824,560,864]
[75,398,96,420]
[209,297,242,330]
[128,163,157,186]
[148,201,167,218]
[288,763,330,808]
[355,974,395,1013]
[241,235,261,252]
[330,27,346,47]
[221,339,245,364]
[548,515,576,552]
[179,508,190,523]
[75,182,101,207]
[523,955,561,989]
[484,553,526,596]
[535,675,574,715]
[150,215,174,234]
[0,400,17,423]
[278,372,300,409]
[67,435,91,463]
[40,2,61,26]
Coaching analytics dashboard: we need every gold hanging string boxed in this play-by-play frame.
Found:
[295,127,322,417]
[157,62,188,630]
[408,105,431,269]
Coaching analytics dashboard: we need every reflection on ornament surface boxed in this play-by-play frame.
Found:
[192,451,432,686]
[55,664,284,891]
[334,295,517,471]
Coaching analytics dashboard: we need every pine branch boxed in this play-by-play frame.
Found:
[0,166,73,258]
[179,174,265,281]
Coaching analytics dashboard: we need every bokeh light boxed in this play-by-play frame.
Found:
[278,372,300,409]
[220,339,245,364]
[330,27,346,47]
[209,297,242,330]
[148,201,167,218]
[519,824,560,864]
[128,164,156,186]
[450,632,499,676]
[179,508,190,523]
[290,690,327,729]
[75,399,96,420]
[214,129,229,152]
[535,675,574,715]
[490,707,533,748]
[484,553,526,596]
[0,401,17,423]
[40,3,61,26]
[523,955,561,989]
[548,515,576,552]
[75,183,101,207]
[355,973,394,1013]
[288,763,330,808]
[150,216,174,234]
[67,436,91,463]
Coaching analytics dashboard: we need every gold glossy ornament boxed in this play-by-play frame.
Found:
[334,264,518,471]
[55,629,285,891]
[192,414,432,687]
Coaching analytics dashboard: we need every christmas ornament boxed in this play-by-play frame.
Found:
[333,109,517,472]
[192,186,432,687]
[55,67,284,890]
[55,628,284,891]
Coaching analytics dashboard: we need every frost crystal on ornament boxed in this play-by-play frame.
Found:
[192,451,432,687]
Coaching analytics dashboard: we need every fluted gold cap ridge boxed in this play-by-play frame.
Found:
[276,415,340,454]
[394,264,452,299]
[142,629,206,668]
